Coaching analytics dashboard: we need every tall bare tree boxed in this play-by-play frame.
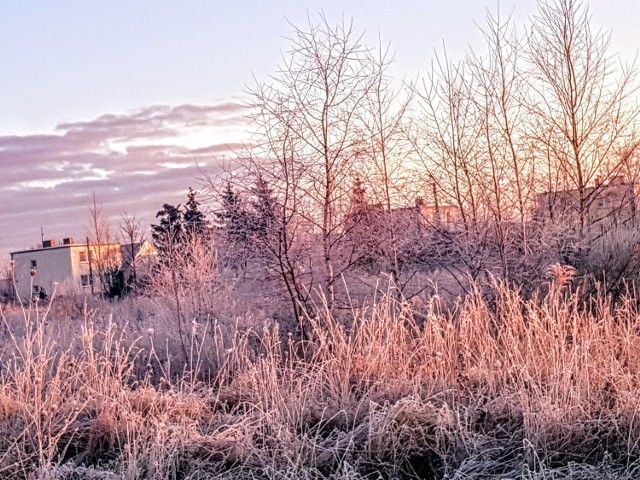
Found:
[358,38,413,288]
[247,14,384,310]
[466,9,535,278]
[527,0,638,235]
[412,50,494,287]
[414,48,486,228]
[87,194,120,296]
[118,211,148,290]
[201,139,316,321]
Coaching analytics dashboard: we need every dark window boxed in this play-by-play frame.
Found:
[30,259,37,268]
[81,274,91,287]
[79,251,88,262]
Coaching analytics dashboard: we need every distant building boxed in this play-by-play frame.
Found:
[345,199,461,238]
[10,237,157,301]
[120,240,158,286]
[534,175,639,228]
[415,200,462,226]
[343,198,461,263]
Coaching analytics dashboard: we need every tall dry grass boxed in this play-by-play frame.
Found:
[1,281,640,478]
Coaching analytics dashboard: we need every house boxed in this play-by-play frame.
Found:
[120,240,158,286]
[345,199,461,243]
[417,203,462,225]
[533,175,639,228]
[10,237,157,301]
[343,198,461,269]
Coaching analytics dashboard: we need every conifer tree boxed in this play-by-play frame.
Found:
[151,203,183,258]
[183,187,208,240]
[216,183,254,267]
[251,176,277,240]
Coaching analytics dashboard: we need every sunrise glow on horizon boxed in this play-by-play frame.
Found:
[1,0,638,258]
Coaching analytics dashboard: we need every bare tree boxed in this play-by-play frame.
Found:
[358,38,413,289]
[411,49,496,290]
[414,50,484,233]
[86,194,120,297]
[118,211,148,291]
[260,168,314,319]
[205,147,317,322]
[0,260,14,304]
[466,9,535,279]
[527,0,639,236]
[247,14,386,310]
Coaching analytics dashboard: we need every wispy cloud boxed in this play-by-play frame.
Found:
[1,101,249,257]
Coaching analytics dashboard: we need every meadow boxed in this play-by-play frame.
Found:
[1,274,639,479]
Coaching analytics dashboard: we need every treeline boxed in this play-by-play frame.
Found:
[149,0,640,324]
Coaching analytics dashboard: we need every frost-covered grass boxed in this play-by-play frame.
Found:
[1,282,640,479]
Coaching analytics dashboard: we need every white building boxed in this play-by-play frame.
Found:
[10,238,123,301]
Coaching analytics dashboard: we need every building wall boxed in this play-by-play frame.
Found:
[12,246,73,301]
[11,243,124,301]
[70,245,90,283]
[70,244,122,294]
[69,245,120,278]
[534,182,638,228]
[419,205,462,225]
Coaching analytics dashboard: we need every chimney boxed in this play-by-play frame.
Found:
[63,237,74,245]
[595,175,604,187]
[42,239,55,248]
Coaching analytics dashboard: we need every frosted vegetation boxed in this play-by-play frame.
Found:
[3,0,640,477]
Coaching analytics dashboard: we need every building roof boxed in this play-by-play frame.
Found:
[536,177,636,199]
[10,242,120,257]
[120,240,157,266]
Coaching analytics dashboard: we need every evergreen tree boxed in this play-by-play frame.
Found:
[152,189,210,258]
[350,176,367,214]
[183,187,208,239]
[216,183,254,267]
[251,176,277,239]
[151,203,183,256]
[346,176,385,270]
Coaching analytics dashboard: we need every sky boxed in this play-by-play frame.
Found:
[1,0,638,259]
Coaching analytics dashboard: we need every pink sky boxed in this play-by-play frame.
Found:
[1,101,248,256]
[1,0,637,260]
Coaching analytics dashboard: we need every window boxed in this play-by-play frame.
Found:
[79,251,87,263]
[81,274,91,287]
[30,259,37,268]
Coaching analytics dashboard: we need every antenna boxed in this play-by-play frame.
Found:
[40,226,44,245]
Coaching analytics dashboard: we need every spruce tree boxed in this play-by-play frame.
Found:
[183,187,208,239]
[151,203,183,257]
[216,183,253,267]
[251,176,277,239]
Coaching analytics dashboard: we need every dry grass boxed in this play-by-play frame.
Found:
[1,281,640,479]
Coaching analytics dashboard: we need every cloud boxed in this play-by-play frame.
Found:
[1,101,248,258]
[57,101,244,137]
